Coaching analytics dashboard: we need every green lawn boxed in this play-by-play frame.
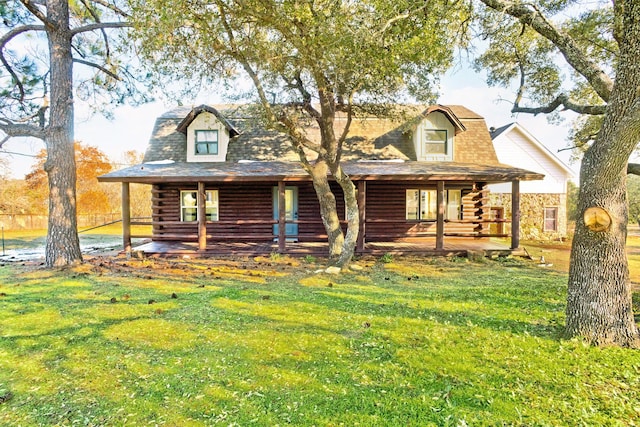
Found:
[1,255,639,426]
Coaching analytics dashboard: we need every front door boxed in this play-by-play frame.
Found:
[273,186,299,239]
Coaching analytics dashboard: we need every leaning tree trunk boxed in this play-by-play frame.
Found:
[44,0,83,267]
[309,160,345,261]
[566,4,640,346]
[332,164,359,268]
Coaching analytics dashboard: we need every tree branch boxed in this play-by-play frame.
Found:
[378,2,430,34]
[337,93,354,148]
[86,0,130,18]
[0,120,46,140]
[73,58,120,80]
[479,0,614,102]
[0,24,47,48]
[628,163,640,176]
[512,93,607,115]
[70,21,130,37]
[80,0,111,58]
[18,0,50,26]
[0,24,47,102]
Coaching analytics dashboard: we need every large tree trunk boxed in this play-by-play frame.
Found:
[45,0,83,267]
[309,160,344,261]
[566,2,640,346]
[567,167,639,347]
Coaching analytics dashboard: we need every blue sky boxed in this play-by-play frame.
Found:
[1,66,579,179]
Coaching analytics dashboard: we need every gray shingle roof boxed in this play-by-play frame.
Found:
[142,104,500,165]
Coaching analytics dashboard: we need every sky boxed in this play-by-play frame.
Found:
[0,66,581,179]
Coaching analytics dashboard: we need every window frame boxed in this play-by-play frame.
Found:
[406,188,462,221]
[180,189,219,222]
[422,128,448,155]
[194,129,219,156]
[543,206,558,232]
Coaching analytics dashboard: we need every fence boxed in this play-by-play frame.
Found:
[0,213,121,230]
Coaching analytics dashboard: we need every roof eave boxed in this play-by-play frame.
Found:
[175,104,241,137]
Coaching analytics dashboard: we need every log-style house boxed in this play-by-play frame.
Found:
[99,104,543,256]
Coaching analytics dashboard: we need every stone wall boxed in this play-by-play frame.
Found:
[489,192,568,241]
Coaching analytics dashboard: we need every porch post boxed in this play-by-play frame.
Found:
[511,180,521,249]
[121,182,132,254]
[278,181,286,253]
[436,181,445,250]
[357,180,366,253]
[197,182,207,251]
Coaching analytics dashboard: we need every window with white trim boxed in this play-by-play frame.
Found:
[180,190,219,222]
[195,130,219,155]
[406,189,462,221]
[544,207,558,232]
[423,129,448,155]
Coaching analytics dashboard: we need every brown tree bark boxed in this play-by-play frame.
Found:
[44,0,82,266]
[309,160,344,261]
[566,1,640,346]
[332,164,358,268]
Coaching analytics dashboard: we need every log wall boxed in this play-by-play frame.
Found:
[364,181,490,241]
[150,180,493,243]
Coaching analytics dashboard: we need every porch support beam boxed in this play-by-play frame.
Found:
[197,182,207,251]
[121,182,132,254]
[436,180,445,250]
[357,180,366,253]
[511,180,521,249]
[278,181,286,253]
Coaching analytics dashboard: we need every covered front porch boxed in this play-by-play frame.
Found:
[101,160,543,259]
[127,236,527,258]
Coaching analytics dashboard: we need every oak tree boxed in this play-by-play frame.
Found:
[0,0,143,266]
[131,0,468,267]
[474,0,640,346]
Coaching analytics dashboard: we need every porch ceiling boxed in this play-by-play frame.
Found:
[98,160,544,184]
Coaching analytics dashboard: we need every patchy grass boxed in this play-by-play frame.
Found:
[1,255,639,426]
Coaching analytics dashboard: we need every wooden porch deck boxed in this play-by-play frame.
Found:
[130,237,526,258]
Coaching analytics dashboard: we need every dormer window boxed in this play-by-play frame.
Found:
[178,105,240,163]
[195,130,219,155]
[423,129,448,155]
[414,107,464,162]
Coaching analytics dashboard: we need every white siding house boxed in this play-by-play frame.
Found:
[488,123,574,240]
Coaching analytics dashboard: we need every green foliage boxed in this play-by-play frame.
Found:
[566,180,579,221]
[0,258,639,425]
[132,0,467,107]
[474,20,561,106]
[379,253,393,263]
[474,1,611,132]
[0,0,148,125]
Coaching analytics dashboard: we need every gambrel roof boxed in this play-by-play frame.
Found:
[142,104,499,165]
[101,103,541,184]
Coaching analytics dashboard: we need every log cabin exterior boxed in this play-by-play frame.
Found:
[99,104,543,256]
